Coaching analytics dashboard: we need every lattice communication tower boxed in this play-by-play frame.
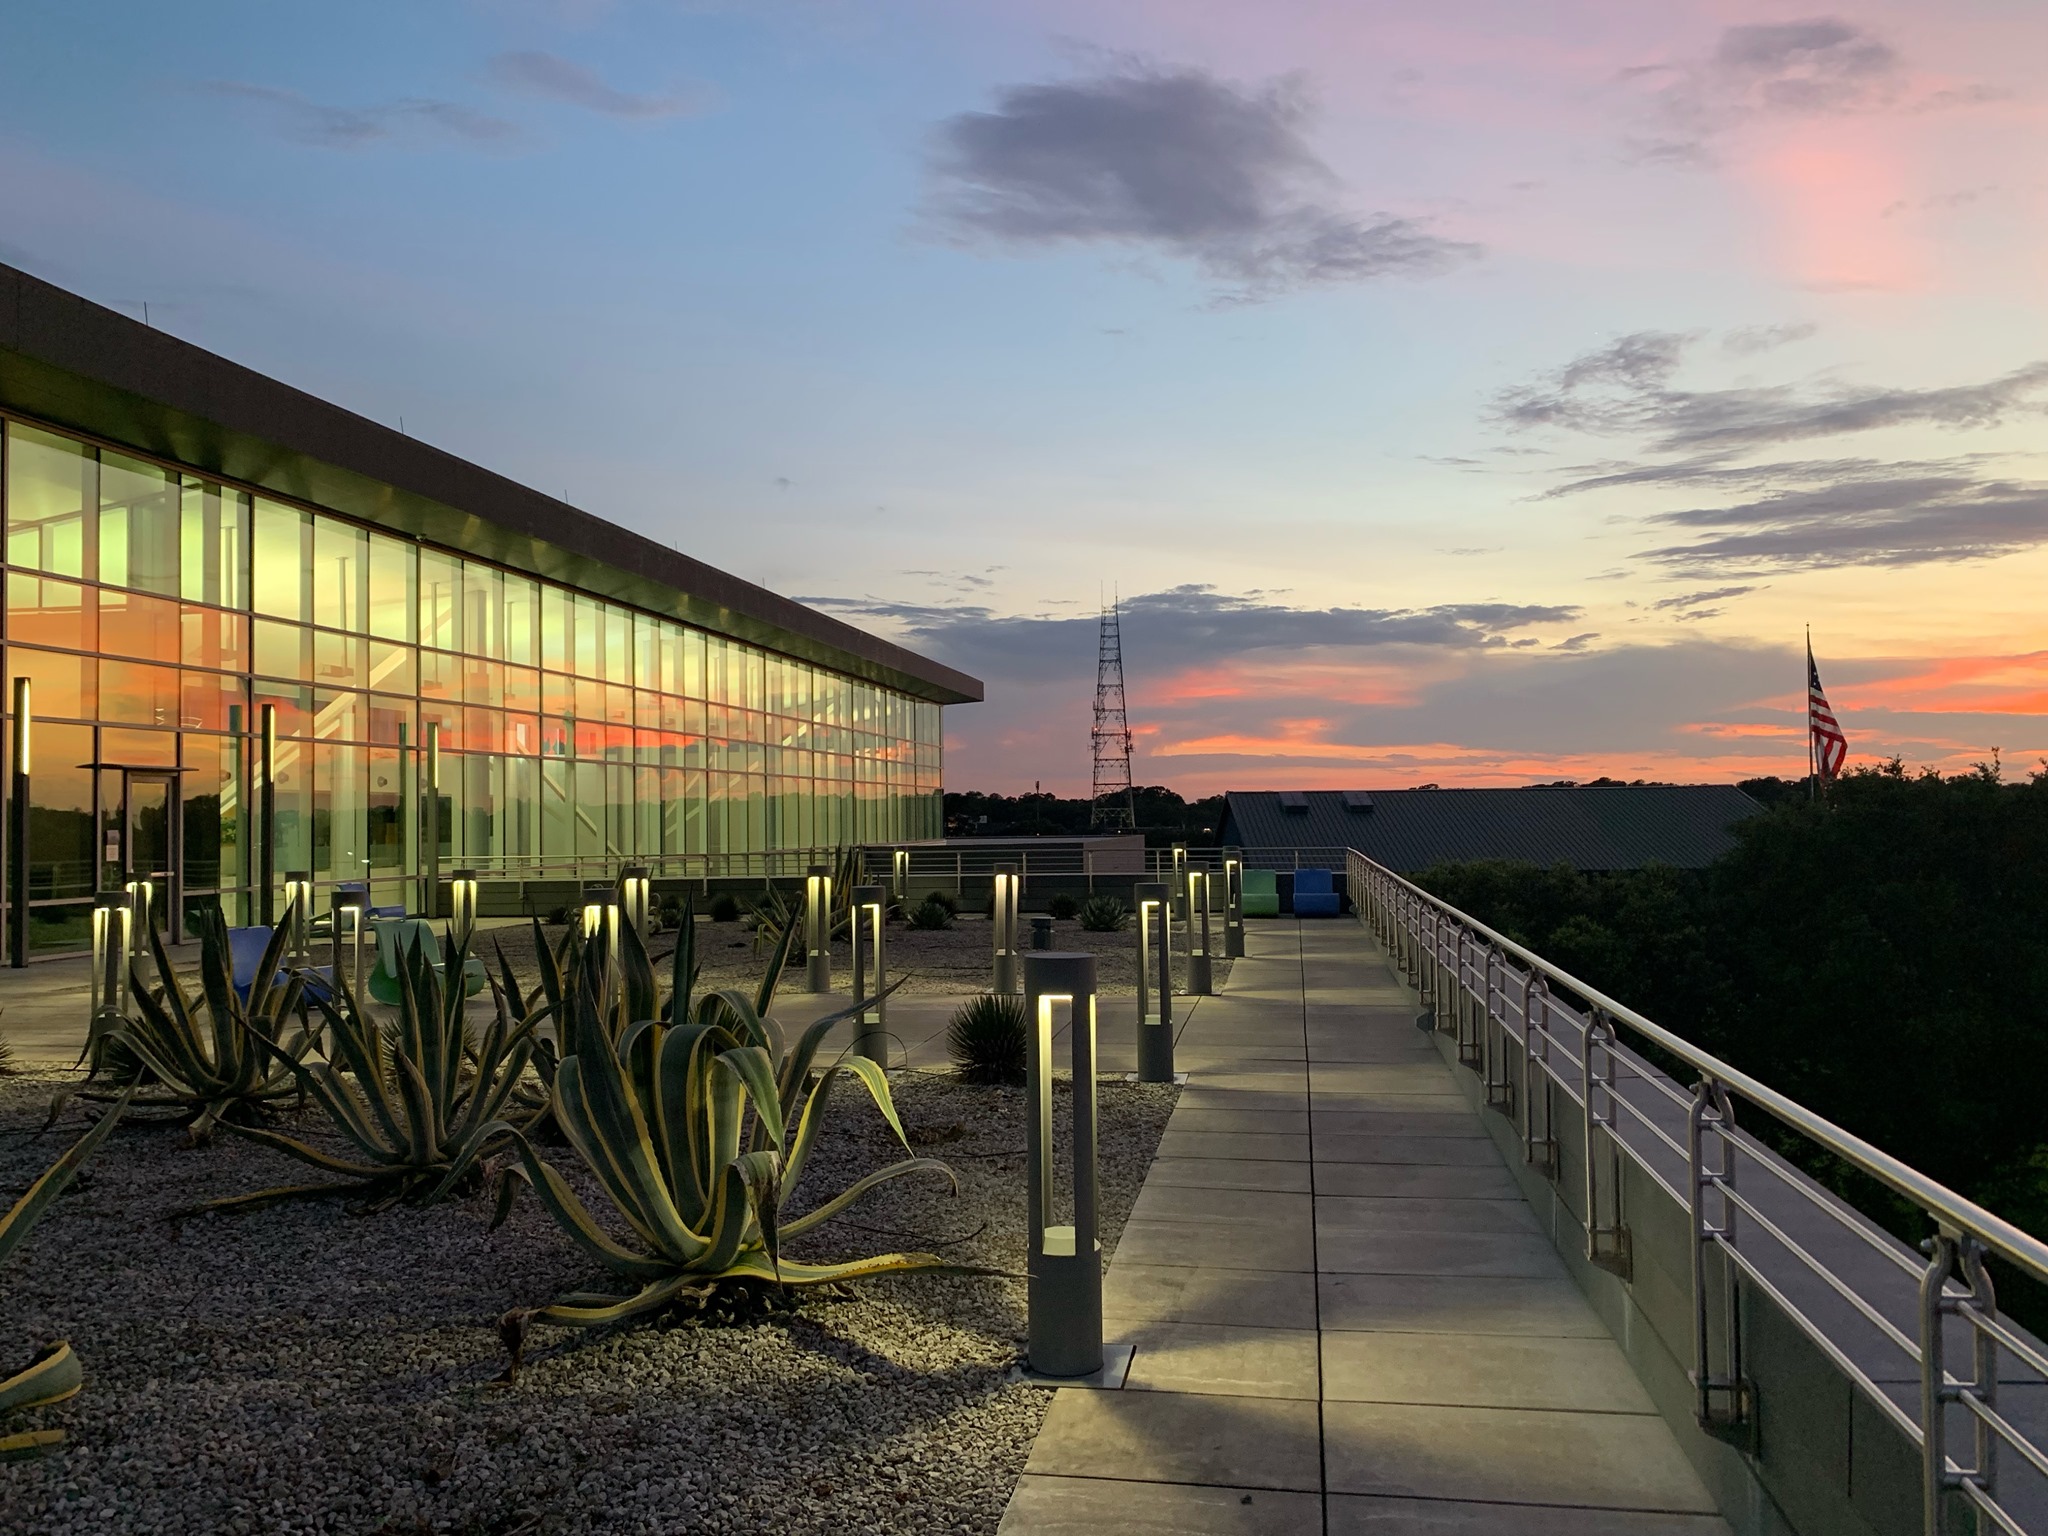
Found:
[1091,599,1137,830]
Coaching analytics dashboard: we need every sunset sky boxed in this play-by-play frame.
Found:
[5,0,2046,795]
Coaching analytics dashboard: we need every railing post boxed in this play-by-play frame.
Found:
[1921,1231,1957,1536]
[1523,974,1555,1175]
[1582,1006,1632,1277]
[1484,947,1513,1113]
[1689,1077,1748,1435]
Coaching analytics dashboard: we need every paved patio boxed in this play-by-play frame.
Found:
[998,920,1733,1534]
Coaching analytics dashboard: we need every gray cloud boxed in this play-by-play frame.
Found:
[1641,475,2048,572]
[1496,331,2048,454]
[202,82,520,149]
[1650,585,1758,611]
[925,64,1476,301]
[486,51,714,119]
[1722,321,1816,356]
[805,584,1578,679]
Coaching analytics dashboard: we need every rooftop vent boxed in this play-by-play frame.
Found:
[1341,791,1374,812]
[1278,791,1310,814]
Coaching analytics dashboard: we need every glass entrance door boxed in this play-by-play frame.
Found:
[106,770,183,941]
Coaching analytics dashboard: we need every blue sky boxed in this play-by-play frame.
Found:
[6,1,2048,792]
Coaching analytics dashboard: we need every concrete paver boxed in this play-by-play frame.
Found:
[1001,919,1731,1536]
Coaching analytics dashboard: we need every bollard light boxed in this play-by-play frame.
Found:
[1170,843,1188,920]
[1222,846,1245,959]
[89,891,132,1028]
[283,870,313,966]
[1186,868,1213,995]
[331,887,369,997]
[891,847,910,904]
[581,881,620,973]
[1023,951,1125,1383]
[449,868,480,949]
[123,876,155,951]
[992,862,1021,996]
[259,703,278,928]
[849,882,888,1064]
[618,865,651,942]
[804,863,832,993]
[1133,880,1175,1083]
[1030,915,1056,950]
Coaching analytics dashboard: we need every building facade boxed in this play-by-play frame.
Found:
[0,265,979,951]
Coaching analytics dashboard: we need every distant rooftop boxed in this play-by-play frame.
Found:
[1219,785,1764,873]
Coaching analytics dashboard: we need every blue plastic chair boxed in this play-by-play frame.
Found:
[1293,868,1341,917]
[227,924,335,1004]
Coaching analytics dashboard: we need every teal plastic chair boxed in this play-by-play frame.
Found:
[368,919,486,1005]
[1240,869,1280,918]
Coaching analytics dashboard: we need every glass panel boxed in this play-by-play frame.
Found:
[604,604,629,683]
[540,584,567,672]
[98,588,181,662]
[271,734,311,874]
[101,725,177,768]
[312,517,369,633]
[100,660,181,729]
[252,499,311,621]
[98,451,180,596]
[366,640,415,695]
[5,423,92,577]
[252,679,313,738]
[25,721,96,917]
[181,670,244,732]
[183,748,225,891]
[366,529,414,641]
[367,694,414,746]
[180,606,246,672]
[541,758,572,858]
[503,664,539,714]
[179,480,247,608]
[315,741,368,881]
[503,575,538,666]
[461,561,503,659]
[572,594,601,678]
[419,547,460,653]
[10,646,95,720]
[252,618,310,681]
[418,649,459,701]
[7,573,95,652]
[313,689,366,742]
[368,746,403,873]
[313,630,367,688]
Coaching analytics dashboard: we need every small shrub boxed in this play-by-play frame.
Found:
[708,891,741,923]
[1046,893,1080,921]
[906,893,955,930]
[929,890,959,917]
[544,903,574,927]
[654,893,688,933]
[1079,895,1131,932]
[0,1029,16,1078]
[948,993,1028,1085]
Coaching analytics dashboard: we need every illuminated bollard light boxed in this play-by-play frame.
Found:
[89,891,132,1030]
[1169,843,1188,921]
[1133,881,1176,1083]
[449,868,480,951]
[804,864,833,993]
[581,882,620,974]
[618,866,651,944]
[1023,951,1129,1383]
[849,883,888,1065]
[283,870,313,967]
[8,676,30,968]
[331,887,369,998]
[123,875,156,953]
[1186,868,1214,996]
[1222,846,1245,960]
[992,862,1021,996]
[891,848,910,905]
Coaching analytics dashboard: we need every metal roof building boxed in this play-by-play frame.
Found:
[1219,786,1764,873]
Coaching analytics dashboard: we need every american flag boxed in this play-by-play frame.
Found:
[1808,639,1847,782]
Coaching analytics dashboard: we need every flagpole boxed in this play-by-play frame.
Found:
[1806,626,1816,803]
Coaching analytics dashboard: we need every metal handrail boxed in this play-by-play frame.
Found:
[1348,848,2048,1535]
[1350,851,2048,1285]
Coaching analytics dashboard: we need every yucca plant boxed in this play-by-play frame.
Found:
[905,893,954,931]
[209,928,538,1212]
[947,993,1028,1085]
[63,912,314,1144]
[492,924,962,1371]
[0,1089,131,1460]
[1079,894,1131,932]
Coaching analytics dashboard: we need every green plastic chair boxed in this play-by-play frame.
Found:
[1240,868,1280,918]
[368,918,487,1005]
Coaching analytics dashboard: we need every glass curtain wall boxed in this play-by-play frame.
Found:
[0,417,943,950]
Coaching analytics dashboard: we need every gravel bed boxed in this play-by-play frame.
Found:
[484,917,1231,999]
[0,1065,1176,1534]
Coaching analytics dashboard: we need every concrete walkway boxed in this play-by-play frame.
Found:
[999,920,1733,1534]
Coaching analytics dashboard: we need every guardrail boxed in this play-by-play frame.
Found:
[1347,848,2048,1536]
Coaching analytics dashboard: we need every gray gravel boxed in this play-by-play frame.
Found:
[0,1066,1176,1534]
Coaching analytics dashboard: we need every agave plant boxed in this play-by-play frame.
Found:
[742,846,865,955]
[0,1089,131,1460]
[63,912,314,1144]
[209,927,538,1212]
[947,993,1028,1086]
[492,924,961,1371]
[1079,894,1131,933]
